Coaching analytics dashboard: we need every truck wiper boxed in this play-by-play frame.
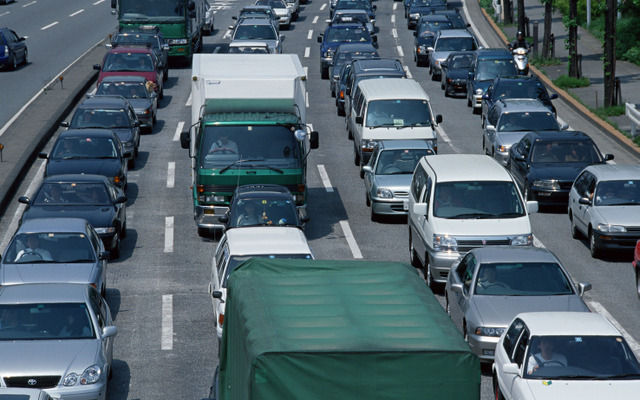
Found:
[448,212,493,219]
[219,159,264,174]
[367,123,396,128]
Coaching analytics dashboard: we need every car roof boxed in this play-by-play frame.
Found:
[17,217,91,234]
[225,227,312,255]
[584,164,640,181]
[78,95,130,108]
[474,48,512,59]
[417,14,450,22]
[234,184,292,197]
[228,40,270,47]
[326,23,367,30]
[99,75,148,84]
[494,75,543,85]
[42,174,111,184]
[237,18,276,26]
[377,139,435,151]
[469,246,559,264]
[334,8,368,14]
[59,128,119,139]
[358,78,429,101]
[352,58,404,73]
[108,45,154,54]
[241,5,274,11]
[437,29,474,38]
[495,98,551,112]
[526,130,592,141]
[336,43,377,52]
[515,312,620,337]
[422,154,512,182]
[0,283,91,304]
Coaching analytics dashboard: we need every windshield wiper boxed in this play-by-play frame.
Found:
[590,373,640,380]
[219,159,264,174]
[264,165,284,174]
[449,212,493,219]
[65,259,95,263]
[493,212,525,218]
[367,123,397,128]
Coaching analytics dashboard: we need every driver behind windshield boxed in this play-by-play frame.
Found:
[527,337,567,374]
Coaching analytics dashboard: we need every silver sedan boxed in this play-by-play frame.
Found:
[444,246,591,362]
[0,283,117,400]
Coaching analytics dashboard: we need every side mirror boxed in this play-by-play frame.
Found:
[99,251,110,261]
[441,61,448,68]
[317,36,323,43]
[228,25,234,30]
[93,64,101,71]
[372,35,377,43]
[412,202,427,216]
[550,93,558,100]
[310,131,319,149]
[18,196,31,205]
[503,363,520,375]
[60,121,70,128]
[515,155,527,162]
[427,46,434,52]
[111,0,117,8]
[559,123,569,131]
[232,16,238,20]
[527,200,538,214]
[413,31,417,37]
[372,5,377,10]
[180,130,191,149]
[280,34,285,41]
[482,93,490,100]
[362,165,373,173]
[604,154,614,161]
[102,325,118,338]
[450,282,463,294]
[212,291,225,302]
[485,125,496,133]
[355,116,363,125]
[345,87,351,96]
[578,197,591,206]
[38,152,48,159]
[435,114,443,124]
[115,195,128,204]
[133,120,141,127]
[218,214,229,223]
[578,282,592,296]
[105,43,113,49]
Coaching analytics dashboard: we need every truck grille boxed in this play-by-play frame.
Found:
[202,184,302,194]
[4,375,60,389]
[458,238,511,252]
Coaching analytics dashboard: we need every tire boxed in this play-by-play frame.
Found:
[440,77,445,90]
[589,228,601,258]
[121,222,127,239]
[321,66,328,80]
[163,68,168,81]
[523,183,531,201]
[359,164,365,179]
[569,213,581,239]
[636,269,640,300]
[431,71,438,81]
[472,105,480,114]
[347,126,353,140]
[409,229,423,269]
[370,206,378,222]
[9,54,17,70]
[354,144,360,166]
[444,84,450,97]
[331,89,336,98]
[425,261,434,288]
[198,227,211,238]
[22,48,28,65]
[493,375,505,400]
[366,193,371,207]
[467,93,472,107]
[337,106,345,117]
[128,157,135,169]
[110,235,121,260]
[159,86,164,100]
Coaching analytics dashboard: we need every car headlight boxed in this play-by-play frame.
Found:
[433,234,457,252]
[475,326,505,337]
[376,188,393,198]
[94,227,116,235]
[435,59,443,67]
[532,180,560,190]
[409,13,419,18]
[475,88,484,95]
[597,224,626,233]
[123,141,134,151]
[80,364,102,385]
[361,139,378,151]
[511,234,533,246]
[168,38,188,45]
[135,108,151,115]
[497,145,509,153]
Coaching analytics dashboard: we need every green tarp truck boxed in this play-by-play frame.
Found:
[216,258,480,400]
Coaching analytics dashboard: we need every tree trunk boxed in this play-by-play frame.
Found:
[504,0,513,24]
[542,0,553,59]
[567,0,579,78]
[604,0,617,106]
[518,0,526,34]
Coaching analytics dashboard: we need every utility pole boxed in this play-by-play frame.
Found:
[567,0,579,77]
[604,0,617,106]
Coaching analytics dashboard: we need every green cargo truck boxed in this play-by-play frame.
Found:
[110,0,205,61]
[180,54,319,236]
[215,258,480,400]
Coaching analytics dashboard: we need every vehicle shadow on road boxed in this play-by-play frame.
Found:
[305,186,349,241]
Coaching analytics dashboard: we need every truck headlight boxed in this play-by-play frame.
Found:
[434,234,457,252]
[376,188,393,198]
[168,38,188,45]
[597,224,626,232]
[199,194,225,203]
[409,13,419,18]
[497,145,509,153]
[361,139,378,151]
[511,234,533,246]
[135,108,151,115]
[475,327,505,337]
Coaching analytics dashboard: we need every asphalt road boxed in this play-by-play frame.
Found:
[1,0,640,399]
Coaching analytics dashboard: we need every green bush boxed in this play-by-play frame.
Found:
[553,75,591,89]
[623,46,640,64]
[530,55,561,66]
[594,105,625,118]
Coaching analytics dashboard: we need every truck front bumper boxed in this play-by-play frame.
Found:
[195,204,229,229]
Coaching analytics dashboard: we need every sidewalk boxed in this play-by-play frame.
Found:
[482,0,640,154]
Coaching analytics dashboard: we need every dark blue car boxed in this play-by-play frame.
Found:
[406,0,447,30]
[413,14,452,66]
[0,27,27,70]
[317,24,377,79]
[466,48,516,114]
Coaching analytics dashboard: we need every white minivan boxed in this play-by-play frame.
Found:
[408,154,538,288]
[348,78,442,177]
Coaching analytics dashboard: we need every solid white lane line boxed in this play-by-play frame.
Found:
[304,47,310,58]
[396,45,404,57]
[313,15,319,23]
[173,121,185,141]
[307,29,313,40]
[317,165,334,192]
[164,216,174,253]
[186,93,192,107]
[589,300,640,356]
[41,21,59,30]
[319,4,326,10]
[161,294,173,350]
[69,9,84,17]
[392,28,397,38]
[339,221,363,259]
[167,162,175,189]
[223,29,232,39]
[403,65,412,79]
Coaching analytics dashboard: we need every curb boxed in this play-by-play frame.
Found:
[479,5,640,157]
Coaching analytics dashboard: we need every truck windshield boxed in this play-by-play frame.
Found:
[200,125,302,170]
[120,0,185,19]
[366,99,432,128]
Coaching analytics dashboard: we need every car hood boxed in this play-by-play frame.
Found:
[471,295,587,327]
[433,216,531,236]
[0,340,101,376]
[416,36,434,47]
[100,71,157,83]
[0,263,99,286]
[471,80,491,91]
[446,68,469,79]
[431,50,451,62]
[127,98,153,109]
[593,205,640,226]
[495,131,529,147]
[233,38,279,52]
[524,379,640,399]
[528,163,590,182]
[46,159,122,178]
[22,205,115,229]
[112,127,134,143]
[373,174,412,191]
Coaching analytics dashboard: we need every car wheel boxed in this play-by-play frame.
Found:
[359,164,365,179]
[463,323,468,342]
[110,235,121,260]
[409,229,422,269]
[22,48,28,65]
[472,104,480,115]
[444,84,450,97]
[321,66,328,80]
[337,106,345,117]
[569,213,581,239]
[366,193,371,207]
[636,269,640,300]
[152,113,157,124]
[370,206,378,222]
[493,374,505,400]
[467,93,472,107]
[121,222,127,239]
[101,283,107,298]
[524,183,531,201]
[128,157,136,169]
[425,259,434,288]
[431,70,438,81]
[354,144,360,166]
[331,89,336,98]
[9,53,17,70]
[347,126,353,140]
[589,228,601,258]
[164,68,169,81]
[445,296,450,316]
[440,77,445,90]
[198,227,211,238]
[159,86,164,100]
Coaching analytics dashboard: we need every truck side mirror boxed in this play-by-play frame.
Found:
[310,131,319,149]
[355,116,363,125]
[435,114,443,124]
[93,64,102,71]
[413,203,427,216]
[180,130,191,149]
[212,291,225,302]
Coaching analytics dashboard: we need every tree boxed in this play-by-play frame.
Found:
[541,0,554,59]
[604,0,617,106]
[518,0,527,34]
[565,0,579,77]
[504,0,513,24]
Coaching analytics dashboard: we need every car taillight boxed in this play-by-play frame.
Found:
[218,312,224,326]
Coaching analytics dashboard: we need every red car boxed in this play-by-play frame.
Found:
[94,45,164,99]
[633,239,640,299]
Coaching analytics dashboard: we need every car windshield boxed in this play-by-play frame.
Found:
[33,182,111,206]
[113,33,160,49]
[4,232,96,264]
[97,81,151,99]
[71,109,131,129]
[366,99,432,127]
[0,303,95,340]
[524,335,640,380]
[435,37,476,51]
[228,197,299,228]
[594,180,640,206]
[326,27,369,43]
[531,140,603,163]
[233,24,277,40]
[335,13,370,24]
[475,59,517,81]
[433,181,526,218]
[375,149,432,175]
[334,51,378,68]
[418,21,452,36]
[474,262,573,296]
[495,81,550,101]
[51,137,119,160]
[497,111,558,132]
[103,52,154,72]
[336,0,371,10]
[449,53,473,69]
[223,254,313,286]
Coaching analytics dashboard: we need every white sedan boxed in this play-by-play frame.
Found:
[493,312,640,400]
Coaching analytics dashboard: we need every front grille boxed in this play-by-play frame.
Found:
[559,182,573,191]
[626,226,640,232]
[458,238,510,252]
[4,375,60,389]
[394,191,409,197]
[202,184,302,194]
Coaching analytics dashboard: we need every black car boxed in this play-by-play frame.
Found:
[219,184,309,230]
[62,95,141,168]
[506,131,614,207]
[466,48,517,114]
[39,129,128,189]
[433,9,469,29]
[329,43,379,97]
[481,76,559,125]
[335,61,352,116]
[333,0,376,20]
[96,75,158,132]
[318,24,377,79]
[19,174,128,259]
[109,27,170,80]
[0,27,27,70]
[440,51,474,97]
[413,14,452,66]
[406,0,447,29]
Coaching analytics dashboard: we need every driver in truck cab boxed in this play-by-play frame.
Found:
[209,135,238,154]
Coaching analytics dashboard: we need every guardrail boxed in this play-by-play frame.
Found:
[626,102,640,137]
